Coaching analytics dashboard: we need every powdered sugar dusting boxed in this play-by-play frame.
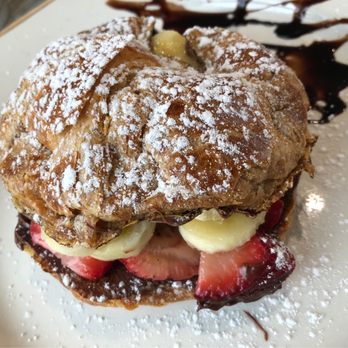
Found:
[4,17,155,137]
[61,165,76,192]
[185,26,283,77]
[0,17,309,247]
[105,63,275,208]
[24,34,128,133]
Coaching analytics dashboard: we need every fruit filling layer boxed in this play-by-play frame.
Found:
[30,200,295,307]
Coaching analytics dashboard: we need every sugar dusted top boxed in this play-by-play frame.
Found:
[0,17,313,247]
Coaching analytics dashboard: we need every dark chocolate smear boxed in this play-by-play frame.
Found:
[148,209,202,226]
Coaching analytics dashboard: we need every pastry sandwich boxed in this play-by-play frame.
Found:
[0,17,315,310]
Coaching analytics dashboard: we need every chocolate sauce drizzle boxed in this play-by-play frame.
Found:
[270,38,348,123]
[107,0,348,123]
[275,0,348,39]
[244,310,269,341]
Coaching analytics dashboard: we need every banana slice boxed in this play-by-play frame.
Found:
[42,231,92,257]
[41,221,155,260]
[92,221,155,261]
[151,30,199,67]
[195,209,225,222]
[179,210,265,254]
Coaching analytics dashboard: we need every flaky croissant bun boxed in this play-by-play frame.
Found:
[0,17,314,249]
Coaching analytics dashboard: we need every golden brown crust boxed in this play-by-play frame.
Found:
[0,17,313,248]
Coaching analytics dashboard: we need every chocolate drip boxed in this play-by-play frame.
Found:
[234,0,252,24]
[275,18,348,39]
[277,0,333,38]
[269,38,348,123]
[107,0,348,123]
[244,310,269,341]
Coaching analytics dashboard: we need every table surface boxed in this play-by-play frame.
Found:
[0,0,52,34]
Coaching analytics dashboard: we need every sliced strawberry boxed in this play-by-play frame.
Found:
[195,233,295,309]
[30,222,113,281]
[59,255,113,281]
[262,199,284,231]
[121,224,200,281]
[30,222,48,249]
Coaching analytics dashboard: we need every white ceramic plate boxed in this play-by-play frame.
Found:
[0,0,348,347]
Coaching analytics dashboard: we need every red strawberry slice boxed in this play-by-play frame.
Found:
[30,222,47,249]
[30,222,113,281]
[262,199,284,231]
[59,255,113,281]
[195,233,295,309]
[121,224,200,281]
